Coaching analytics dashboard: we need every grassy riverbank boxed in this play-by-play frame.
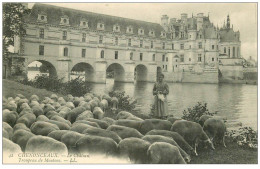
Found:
[2,79,258,164]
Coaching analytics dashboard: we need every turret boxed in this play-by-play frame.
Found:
[170,18,176,24]
[161,15,169,31]
[197,13,204,31]
[227,14,230,29]
[181,13,188,24]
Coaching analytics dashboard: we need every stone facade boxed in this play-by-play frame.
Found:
[14,3,243,83]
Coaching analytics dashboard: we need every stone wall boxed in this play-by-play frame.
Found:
[181,71,218,83]
[219,65,243,82]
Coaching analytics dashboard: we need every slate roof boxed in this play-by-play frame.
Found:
[26,3,165,38]
[219,28,240,42]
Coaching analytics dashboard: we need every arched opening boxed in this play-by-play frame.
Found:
[157,66,162,81]
[135,64,148,82]
[70,62,95,82]
[27,60,57,80]
[106,63,125,82]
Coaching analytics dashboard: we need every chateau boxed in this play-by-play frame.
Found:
[14,3,243,83]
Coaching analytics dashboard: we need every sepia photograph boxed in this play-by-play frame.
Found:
[1,0,258,165]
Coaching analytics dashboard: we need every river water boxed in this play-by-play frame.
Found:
[28,72,258,130]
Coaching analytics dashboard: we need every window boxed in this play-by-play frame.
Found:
[152,54,155,61]
[172,43,174,50]
[40,28,44,39]
[228,47,230,57]
[217,45,219,50]
[83,22,86,26]
[115,37,118,45]
[180,55,184,62]
[180,44,184,49]
[189,45,191,49]
[140,40,143,48]
[140,53,143,61]
[101,50,104,58]
[198,42,202,49]
[237,47,239,57]
[190,35,191,38]
[82,33,86,42]
[200,35,202,39]
[162,42,165,49]
[39,45,44,55]
[189,58,191,62]
[128,39,131,46]
[181,32,184,38]
[233,47,235,57]
[82,49,86,58]
[165,65,167,71]
[212,45,215,50]
[99,35,103,44]
[176,59,178,62]
[115,51,118,59]
[162,55,165,62]
[171,33,174,39]
[130,52,133,60]
[166,57,168,62]
[64,47,68,57]
[224,47,226,53]
[63,19,67,23]
[41,16,45,20]
[212,58,215,61]
[151,41,153,48]
[198,54,202,62]
[62,31,67,40]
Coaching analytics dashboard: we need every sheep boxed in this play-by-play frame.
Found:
[83,127,122,143]
[3,129,10,139]
[50,115,72,126]
[171,120,215,156]
[146,129,194,155]
[142,135,191,163]
[3,110,19,127]
[13,123,31,132]
[43,104,55,114]
[93,107,104,119]
[111,97,119,113]
[203,118,227,147]
[47,120,71,130]
[116,111,134,120]
[75,110,94,121]
[102,117,115,126]
[3,122,13,139]
[12,129,35,151]
[167,117,182,124]
[147,142,186,164]
[31,105,44,117]
[139,119,172,135]
[76,135,118,156]
[60,131,84,154]
[16,113,36,128]
[83,118,109,129]
[30,121,59,136]
[18,107,33,117]
[36,115,49,122]
[47,130,69,141]
[113,119,142,131]
[45,110,62,119]
[30,94,39,102]
[65,102,75,109]
[74,120,100,128]
[3,138,22,155]
[66,106,86,123]
[107,125,143,139]
[118,137,151,163]
[99,99,108,112]
[70,123,94,134]
[25,136,68,155]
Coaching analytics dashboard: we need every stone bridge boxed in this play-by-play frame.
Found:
[24,55,161,83]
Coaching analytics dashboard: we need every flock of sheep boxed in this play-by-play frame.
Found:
[3,93,227,164]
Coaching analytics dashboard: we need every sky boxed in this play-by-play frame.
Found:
[27,2,257,61]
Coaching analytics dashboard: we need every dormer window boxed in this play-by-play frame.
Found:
[113,24,120,32]
[37,14,47,23]
[161,31,166,38]
[80,19,89,28]
[97,22,105,30]
[60,15,69,25]
[138,28,144,35]
[149,30,155,37]
[126,26,133,34]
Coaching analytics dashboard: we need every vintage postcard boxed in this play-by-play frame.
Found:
[2,1,258,165]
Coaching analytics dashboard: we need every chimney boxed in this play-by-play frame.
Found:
[161,15,169,31]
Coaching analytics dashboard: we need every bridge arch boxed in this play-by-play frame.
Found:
[135,64,148,82]
[106,63,125,82]
[70,62,95,82]
[27,60,57,79]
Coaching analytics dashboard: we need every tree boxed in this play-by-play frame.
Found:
[39,64,49,73]
[3,3,31,55]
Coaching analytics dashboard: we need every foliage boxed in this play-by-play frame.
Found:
[19,75,91,97]
[39,64,49,73]
[3,3,31,54]
[226,127,258,149]
[62,77,91,97]
[182,102,217,123]
[109,90,137,112]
